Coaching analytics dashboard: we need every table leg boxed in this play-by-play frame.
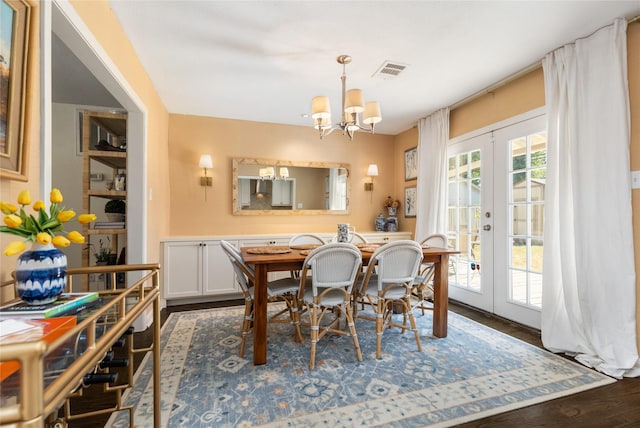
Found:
[253,264,268,365]
[432,254,449,338]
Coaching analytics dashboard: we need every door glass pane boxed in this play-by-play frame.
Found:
[448,149,482,292]
[511,172,527,202]
[507,132,547,309]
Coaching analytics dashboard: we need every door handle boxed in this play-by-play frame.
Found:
[483,224,491,231]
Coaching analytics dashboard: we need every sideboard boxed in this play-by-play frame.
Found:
[161,232,412,306]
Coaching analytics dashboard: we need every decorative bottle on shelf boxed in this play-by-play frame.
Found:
[114,170,126,191]
[375,213,386,231]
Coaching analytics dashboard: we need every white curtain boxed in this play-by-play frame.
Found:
[329,168,346,210]
[542,18,640,378]
[415,108,449,241]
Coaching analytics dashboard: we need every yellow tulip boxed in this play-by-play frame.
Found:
[57,210,76,222]
[4,214,22,228]
[52,235,71,248]
[67,230,85,244]
[0,202,18,214]
[33,200,45,211]
[36,232,52,245]
[17,190,31,206]
[4,241,25,256]
[50,188,63,204]
[77,214,97,224]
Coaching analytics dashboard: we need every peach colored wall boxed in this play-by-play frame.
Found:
[168,114,395,235]
[450,68,545,139]
[70,0,170,264]
[0,0,40,291]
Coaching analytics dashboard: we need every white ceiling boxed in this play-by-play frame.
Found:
[102,1,639,136]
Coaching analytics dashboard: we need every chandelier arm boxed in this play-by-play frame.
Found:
[353,123,376,134]
[320,126,340,140]
[340,65,348,125]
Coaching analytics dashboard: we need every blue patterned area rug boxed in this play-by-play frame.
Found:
[106,304,614,427]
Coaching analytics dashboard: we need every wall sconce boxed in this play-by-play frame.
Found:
[365,164,378,192]
[199,154,213,186]
[259,166,275,180]
[199,154,213,201]
[279,167,289,180]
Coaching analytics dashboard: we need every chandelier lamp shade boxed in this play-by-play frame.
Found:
[311,54,382,141]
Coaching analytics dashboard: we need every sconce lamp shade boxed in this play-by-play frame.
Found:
[367,164,379,177]
[311,96,331,119]
[279,167,289,179]
[199,154,213,169]
[363,102,382,125]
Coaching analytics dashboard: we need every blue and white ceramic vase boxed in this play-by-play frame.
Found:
[15,243,67,305]
[375,213,386,231]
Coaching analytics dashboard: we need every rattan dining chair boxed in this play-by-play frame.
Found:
[288,234,327,278]
[353,240,424,359]
[293,243,363,369]
[220,240,302,357]
[411,234,447,316]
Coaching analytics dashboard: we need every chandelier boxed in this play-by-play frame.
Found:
[311,54,382,141]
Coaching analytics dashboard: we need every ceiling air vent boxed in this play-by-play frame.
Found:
[373,60,408,79]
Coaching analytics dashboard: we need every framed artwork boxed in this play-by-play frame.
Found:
[404,186,417,217]
[404,147,417,181]
[0,0,32,180]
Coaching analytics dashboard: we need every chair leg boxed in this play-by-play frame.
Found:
[293,296,304,343]
[344,303,363,363]
[309,304,319,370]
[239,298,253,357]
[406,303,422,353]
[375,299,384,359]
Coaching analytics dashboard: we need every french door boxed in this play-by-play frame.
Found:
[447,134,494,312]
[447,113,546,328]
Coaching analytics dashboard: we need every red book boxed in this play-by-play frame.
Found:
[0,315,77,382]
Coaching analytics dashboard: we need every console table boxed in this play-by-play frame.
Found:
[0,264,161,428]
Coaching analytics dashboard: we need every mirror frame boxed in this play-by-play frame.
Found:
[232,158,350,216]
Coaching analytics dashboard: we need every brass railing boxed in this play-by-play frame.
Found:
[0,264,161,428]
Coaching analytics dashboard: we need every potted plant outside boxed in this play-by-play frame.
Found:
[104,199,125,222]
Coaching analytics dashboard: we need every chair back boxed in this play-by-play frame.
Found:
[289,233,327,246]
[330,231,368,244]
[301,243,362,296]
[366,240,423,291]
[419,233,447,248]
[220,240,254,294]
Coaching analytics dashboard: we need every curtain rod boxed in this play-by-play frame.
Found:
[449,14,640,111]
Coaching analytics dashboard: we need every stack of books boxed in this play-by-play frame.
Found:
[93,221,125,229]
[0,292,100,319]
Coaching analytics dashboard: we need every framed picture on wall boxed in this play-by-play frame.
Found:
[0,0,32,180]
[405,186,417,217]
[404,147,417,181]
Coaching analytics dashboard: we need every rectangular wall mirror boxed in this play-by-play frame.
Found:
[232,158,350,215]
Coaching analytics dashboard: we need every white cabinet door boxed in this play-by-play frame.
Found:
[271,180,292,206]
[163,241,202,299]
[239,179,250,206]
[202,240,238,295]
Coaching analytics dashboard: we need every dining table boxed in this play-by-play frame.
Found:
[241,243,459,365]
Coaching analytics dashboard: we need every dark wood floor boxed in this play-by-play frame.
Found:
[64,300,640,427]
